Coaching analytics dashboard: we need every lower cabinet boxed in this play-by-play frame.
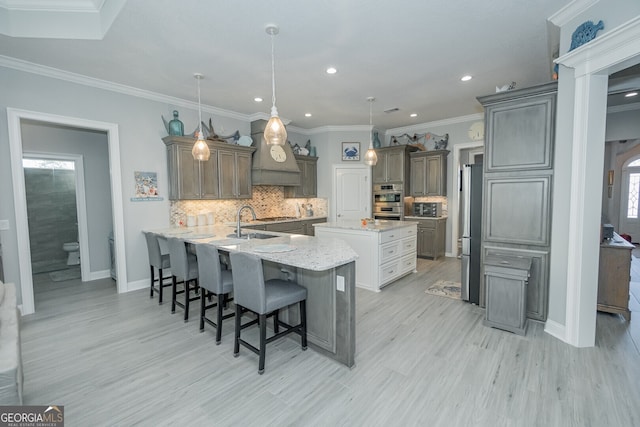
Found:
[412,217,446,260]
[245,218,327,236]
[314,224,417,292]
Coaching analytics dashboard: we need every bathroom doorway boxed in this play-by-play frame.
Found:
[22,155,88,287]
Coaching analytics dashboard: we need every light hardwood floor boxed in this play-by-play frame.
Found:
[23,257,640,426]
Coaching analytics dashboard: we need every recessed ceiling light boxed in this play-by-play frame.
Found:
[410,113,417,118]
[625,91,638,98]
[461,75,472,82]
[326,67,337,75]
[305,113,312,117]
[254,97,263,102]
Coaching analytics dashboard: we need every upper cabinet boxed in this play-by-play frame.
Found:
[163,136,255,200]
[372,145,418,184]
[409,150,449,196]
[219,147,253,199]
[480,85,556,173]
[284,155,318,198]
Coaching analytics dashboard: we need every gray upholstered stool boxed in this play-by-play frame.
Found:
[230,252,307,374]
[195,244,235,344]
[166,237,200,322]
[143,231,172,304]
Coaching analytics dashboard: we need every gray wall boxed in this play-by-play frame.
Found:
[22,121,113,273]
[0,65,250,304]
[24,167,77,271]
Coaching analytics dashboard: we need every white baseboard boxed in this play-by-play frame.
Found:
[544,319,567,342]
[126,278,148,293]
[86,269,111,281]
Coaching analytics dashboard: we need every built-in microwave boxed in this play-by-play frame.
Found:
[413,202,442,217]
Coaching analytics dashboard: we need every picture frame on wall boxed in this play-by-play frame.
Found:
[342,142,360,161]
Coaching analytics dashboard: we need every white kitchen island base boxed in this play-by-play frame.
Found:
[314,221,417,292]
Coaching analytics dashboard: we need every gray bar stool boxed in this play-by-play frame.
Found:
[195,244,235,344]
[166,237,200,322]
[229,252,307,374]
[142,231,172,304]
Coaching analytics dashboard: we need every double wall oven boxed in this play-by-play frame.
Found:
[373,184,404,220]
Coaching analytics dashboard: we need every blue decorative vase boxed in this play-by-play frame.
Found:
[373,131,381,148]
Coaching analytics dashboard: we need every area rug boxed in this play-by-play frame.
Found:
[425,280,462,300]
[49,267,81,282]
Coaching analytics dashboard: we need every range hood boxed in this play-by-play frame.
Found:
[250,119,301,186]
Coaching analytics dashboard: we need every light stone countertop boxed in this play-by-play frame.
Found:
[146,224,357,271]
[313,220,418,233]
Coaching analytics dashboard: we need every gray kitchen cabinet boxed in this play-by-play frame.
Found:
[284,155,318,198]
[372,145,418,184]
[219,148,253,199]
[265,221,306,235]
[302,217,326,236]
[164,136,219,200]
[477,81,557,322]
[410,150,449,196]
[415,217,446,259]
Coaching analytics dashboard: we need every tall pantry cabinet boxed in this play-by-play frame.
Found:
[477,82,557,322]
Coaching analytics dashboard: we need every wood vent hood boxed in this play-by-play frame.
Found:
[250,119,301,186]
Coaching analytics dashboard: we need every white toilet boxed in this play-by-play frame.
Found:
[63,242,80,266]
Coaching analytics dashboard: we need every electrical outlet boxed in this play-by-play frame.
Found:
[337,275,345,292]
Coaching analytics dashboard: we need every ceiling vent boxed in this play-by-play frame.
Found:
[384,107,400,114]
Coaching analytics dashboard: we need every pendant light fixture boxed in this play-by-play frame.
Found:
[264,24,287,146]
[192,73,210,161]
[364,97,378,166]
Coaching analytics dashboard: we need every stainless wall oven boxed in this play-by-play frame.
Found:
[373,183,403,220]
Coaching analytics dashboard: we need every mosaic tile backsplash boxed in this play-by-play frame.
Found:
[170,186,328,226]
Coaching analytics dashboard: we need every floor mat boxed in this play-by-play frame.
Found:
[49,267,81,282]
[425,280,461,300]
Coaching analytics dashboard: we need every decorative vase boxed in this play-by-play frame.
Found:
[373,131,381,148]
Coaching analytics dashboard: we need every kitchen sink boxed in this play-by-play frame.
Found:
[226,232,279,240]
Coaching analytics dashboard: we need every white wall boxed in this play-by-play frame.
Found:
[21,121,113,272]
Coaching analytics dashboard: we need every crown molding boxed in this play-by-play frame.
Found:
[0,54,253,122]
[287,125,371,136]
[385,113,484,136]
[548,0,599,27]
[608,102,640,114]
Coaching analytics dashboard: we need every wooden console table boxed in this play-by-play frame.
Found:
[598,233,633,321]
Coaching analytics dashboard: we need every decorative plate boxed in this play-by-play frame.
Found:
[238,135,253,146]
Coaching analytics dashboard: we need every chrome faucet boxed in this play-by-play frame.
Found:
[236,205,257,238]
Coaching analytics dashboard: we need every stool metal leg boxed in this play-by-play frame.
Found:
[184,280,190,322]
[216,293,224,345]
[273,310,279,334]
[149,266,155,298]
[171,276,177,313]
[199,290,206,331]
[233,304,242,357]
[301,300,308,350]
[158,268,164,304]
[258,313,267,374]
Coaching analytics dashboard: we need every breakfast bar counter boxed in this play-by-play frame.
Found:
[146,225,358,367]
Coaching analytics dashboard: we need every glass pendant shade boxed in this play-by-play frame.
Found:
[364,144,378,166]
[264,107,288,146]
[264,25,287,146]
[364,97,378,166]
[192,131,210,161]
[192,73,210,161]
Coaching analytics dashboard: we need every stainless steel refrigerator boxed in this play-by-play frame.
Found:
[461,164,482,304]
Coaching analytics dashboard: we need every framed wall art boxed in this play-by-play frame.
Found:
[342,142,360,161]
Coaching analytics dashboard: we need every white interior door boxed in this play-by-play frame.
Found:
[333,165,371,221]
[619,159,640,242]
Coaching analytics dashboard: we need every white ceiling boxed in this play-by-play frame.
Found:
[1,0,636,131]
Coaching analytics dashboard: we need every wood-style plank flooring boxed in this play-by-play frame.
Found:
[23,257,640,426]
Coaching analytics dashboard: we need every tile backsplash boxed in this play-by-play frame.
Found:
[170,186,328,226]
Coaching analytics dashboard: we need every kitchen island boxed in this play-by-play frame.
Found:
[314,220,418,292]
[147,225,358,367]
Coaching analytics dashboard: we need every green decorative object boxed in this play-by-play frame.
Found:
[161,110,184,136]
